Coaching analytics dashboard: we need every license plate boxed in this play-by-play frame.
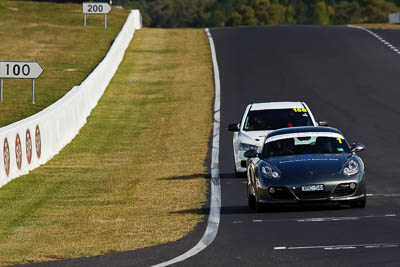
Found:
[301,184,324,192]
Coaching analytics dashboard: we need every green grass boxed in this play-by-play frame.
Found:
[0,27,213,265]
[0,1,129,126]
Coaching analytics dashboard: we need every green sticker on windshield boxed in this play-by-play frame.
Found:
[337,148,344,152]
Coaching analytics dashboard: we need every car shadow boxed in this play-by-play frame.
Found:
[158,173,210,181]
[157,172,245,181]
[171,203,353,216]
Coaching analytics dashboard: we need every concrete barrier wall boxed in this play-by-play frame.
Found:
[0,10,141,188]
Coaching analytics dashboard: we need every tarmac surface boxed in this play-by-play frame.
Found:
[21,25,400,267]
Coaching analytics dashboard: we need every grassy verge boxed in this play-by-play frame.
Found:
[0,1,129,126]
[354,23,400,29]
[0,28,212,265]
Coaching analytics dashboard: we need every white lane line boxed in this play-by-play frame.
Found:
[367,193,400,197]
[274,242,400,251]
[242,214,396,224]
[324,246,356,250]
[348,25,400,54]
[297,216,359,222]
[151,28,221,267]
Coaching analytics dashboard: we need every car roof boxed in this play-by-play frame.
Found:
[266,126,344,139]
[249,102,305,111]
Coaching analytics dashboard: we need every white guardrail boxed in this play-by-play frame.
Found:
[0,10,142,188]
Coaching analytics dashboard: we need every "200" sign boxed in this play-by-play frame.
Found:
[83,3,111,14]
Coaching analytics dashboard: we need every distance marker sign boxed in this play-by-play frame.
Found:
[83,3,111,14]
[82,3,112,28]
[0,61,44,103]
[0,61,43,79]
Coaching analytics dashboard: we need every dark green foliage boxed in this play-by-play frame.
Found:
[112,0,400,27]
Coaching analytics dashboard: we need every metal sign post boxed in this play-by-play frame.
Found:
[1,79,3,102]
[0,61,43,103]
[32,79,35,104]
[82,3,111,28]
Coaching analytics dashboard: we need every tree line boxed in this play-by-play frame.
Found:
[29,0,400,27]
[110,0,399,27]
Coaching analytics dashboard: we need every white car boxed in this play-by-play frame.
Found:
[228,102,327,176]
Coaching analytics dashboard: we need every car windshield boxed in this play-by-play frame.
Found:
[262,136,351,157]
[243,109,313,131]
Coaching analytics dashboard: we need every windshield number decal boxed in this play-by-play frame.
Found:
[337,138,342,144]
[293,108,307,113]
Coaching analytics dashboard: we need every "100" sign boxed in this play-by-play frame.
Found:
[0,61,43,79]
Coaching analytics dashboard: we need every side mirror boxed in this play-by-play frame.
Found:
[351,143,365,153]
[228,123,239,132]
[318,120,329,126]
[244,149,259,158]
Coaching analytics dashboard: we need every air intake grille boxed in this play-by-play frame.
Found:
[295,191,331,200]
[333,183,356,197]
[270,187,294,200]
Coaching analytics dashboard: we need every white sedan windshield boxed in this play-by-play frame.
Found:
[243,109,313,131]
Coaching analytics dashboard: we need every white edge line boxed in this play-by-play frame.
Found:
[348,24,399,55]
[150,28,221,267]
[275,242,400,251]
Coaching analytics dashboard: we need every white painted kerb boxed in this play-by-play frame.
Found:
[0,10,142,187]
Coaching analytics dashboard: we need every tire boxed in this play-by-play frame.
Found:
[247,181,256,209]
[235,170,241,178]
[248,192,256,210]
[234,169,246,178]
[255,200,264,212]
[234,162,241,178]
[254,194,264,213]
[349,198,366,208]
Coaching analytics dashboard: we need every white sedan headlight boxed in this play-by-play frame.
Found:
[343,159,359,176]
[238,143,258,151]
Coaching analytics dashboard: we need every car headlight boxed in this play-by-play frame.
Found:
[343,159,359,176]
[239,143,258,151]
[261,164,280,178]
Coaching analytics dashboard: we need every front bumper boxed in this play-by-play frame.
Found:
[256,178,366,204]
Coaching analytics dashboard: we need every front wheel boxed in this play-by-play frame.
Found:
[248,192,256,210]
[349,198,366,208]
[255,199,264,212]
[247,181,256,209]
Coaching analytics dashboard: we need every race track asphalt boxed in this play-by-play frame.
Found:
[177,25,400,266]
[21,26,400,267]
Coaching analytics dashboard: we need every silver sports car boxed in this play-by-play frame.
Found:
[245,126,366,211]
